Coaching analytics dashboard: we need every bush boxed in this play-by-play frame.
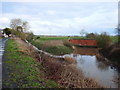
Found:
[63,40,74,48]
[30,41,43,50]
[86,33,96,39]
[64,56,76,64]
[36,36,40,39]
[11,29,27,40]
[26,32,34,41]
[96,32,112,48]
[3,28,12,37]
[43,46,73,55]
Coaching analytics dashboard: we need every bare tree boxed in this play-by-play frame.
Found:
[80,29,86,37]
[10,18,29,32]
[10,18,30,40]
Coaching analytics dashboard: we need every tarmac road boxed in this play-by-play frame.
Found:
[0,38,8,89]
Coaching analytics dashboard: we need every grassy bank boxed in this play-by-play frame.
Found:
[44,46,73,55]
[2,38,103,88]
[3,39,58,88]
[30,41,73,55]
[110,36,118,43]
[29,36,75,55]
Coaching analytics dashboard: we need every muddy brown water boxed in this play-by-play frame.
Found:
[63,46,120,88]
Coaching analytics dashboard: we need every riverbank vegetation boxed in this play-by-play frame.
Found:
[99,43,120,67]
[27,33,119,58]
[86,32,120,67]
[27,36,76,55]
[3,38,103,88]
[95,32,112,48]
[3,39,58,88]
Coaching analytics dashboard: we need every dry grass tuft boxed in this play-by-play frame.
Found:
[58,65,103,88]
[41,55,103,88]
[64,56,77,64]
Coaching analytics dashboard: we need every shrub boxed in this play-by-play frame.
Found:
[43,46,73,55]
[64,56,76,64]
[26,32,34,41]
[63,40,74,48]
[30,41,43,50]
[3,28,12,37]
[86,33,96,39]
[36,36,40,39]
[96,32,112,48]
[11,29,27,40]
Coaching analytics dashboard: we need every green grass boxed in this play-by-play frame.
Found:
[3,39,58,88]
[35,36,69,40]
[30,40,44,50]
[110,36,118,43]
[43,46,73,55]
[33,36,85,41]
[28,36,76,55]
[30,40,73,55]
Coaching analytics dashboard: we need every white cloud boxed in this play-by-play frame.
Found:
[1,0,119,2]
[1,2,118,35]
[0,17,10,28]
[46,10,56,15]
[0,17,9,23]
[1,8,117,35]
[3,13,32,20]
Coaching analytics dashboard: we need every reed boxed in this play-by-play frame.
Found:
[64,56,77,64]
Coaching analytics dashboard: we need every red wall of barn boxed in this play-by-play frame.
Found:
[69,39,97,46]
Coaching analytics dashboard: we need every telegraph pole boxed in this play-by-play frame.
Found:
[118,1,120,44]
[118,2,120,89]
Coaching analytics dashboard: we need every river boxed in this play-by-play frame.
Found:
[64,46,120,88]
[27,40,120,88]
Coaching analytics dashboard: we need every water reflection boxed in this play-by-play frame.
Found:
[79,56,85,64]
[95,59,109,71]
[65,46,120,88]
[112,71,120,88]
[73,46,98,55]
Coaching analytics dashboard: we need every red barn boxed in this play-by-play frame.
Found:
[69,39,97,47]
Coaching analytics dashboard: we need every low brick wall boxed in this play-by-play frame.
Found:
[69,39,97,46]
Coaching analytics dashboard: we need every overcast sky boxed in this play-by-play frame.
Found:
[0,1,118,36]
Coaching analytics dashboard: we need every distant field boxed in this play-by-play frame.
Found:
[33,36,85,41]
[34,36,118,41]
[110,36,118,43]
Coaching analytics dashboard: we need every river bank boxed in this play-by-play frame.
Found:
[64,45,120,88]
[28,36,120,88]
[3,37,103,88]
[2,38,58,88]
[28,36,74,55]
[99,43,120,69]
